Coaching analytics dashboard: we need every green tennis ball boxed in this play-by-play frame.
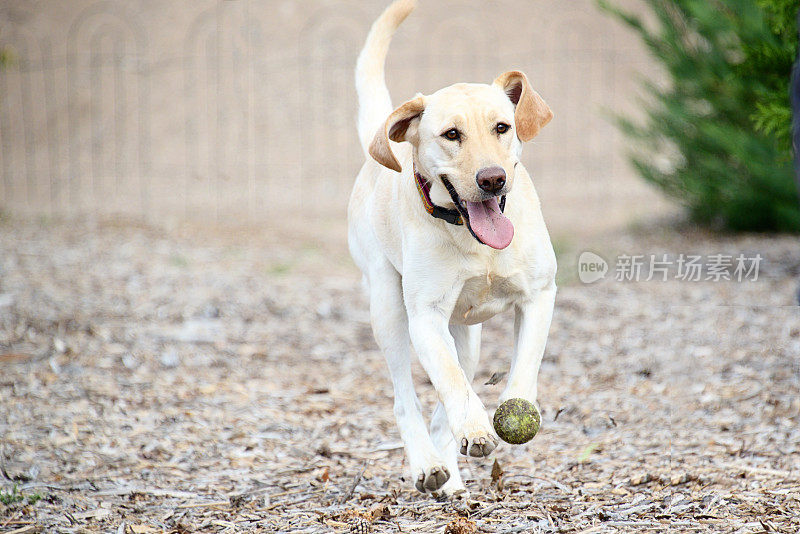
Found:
[493,398,541,445]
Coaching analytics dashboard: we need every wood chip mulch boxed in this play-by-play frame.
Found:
[1,219,799,533]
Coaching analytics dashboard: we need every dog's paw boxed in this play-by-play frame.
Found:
[448,397,498,458]
[459,434,498,457]
[414,465,450,493]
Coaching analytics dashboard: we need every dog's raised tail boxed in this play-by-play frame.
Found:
[356,0,417,152]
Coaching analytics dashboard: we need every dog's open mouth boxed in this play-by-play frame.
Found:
[442,177,514,250]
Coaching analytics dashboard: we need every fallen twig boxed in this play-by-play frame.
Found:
[5,526,41,534]
[175,500,230,509]
[338,461,367,505]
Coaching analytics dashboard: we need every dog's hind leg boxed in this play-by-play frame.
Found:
[429,323,482,499]
[368,265,451,494]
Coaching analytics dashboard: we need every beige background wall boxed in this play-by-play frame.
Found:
[0,0,670,237]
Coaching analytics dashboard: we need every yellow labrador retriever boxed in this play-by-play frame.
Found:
[349,0,556,498]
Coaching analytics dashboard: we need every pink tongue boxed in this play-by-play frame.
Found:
[464,197,514,249]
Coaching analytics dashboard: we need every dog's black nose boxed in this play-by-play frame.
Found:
[476,166,506,194]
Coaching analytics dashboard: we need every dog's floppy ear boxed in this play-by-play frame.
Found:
[369,96,425,172]
[493,70,552,142]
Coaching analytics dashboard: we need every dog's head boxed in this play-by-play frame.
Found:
[369,71,552,249]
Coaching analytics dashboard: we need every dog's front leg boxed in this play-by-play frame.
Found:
[368,266,451,493]
[406,307,498,458]
[500,282,557,405]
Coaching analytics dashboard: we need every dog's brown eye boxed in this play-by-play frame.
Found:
[443,128,460,141]
[496,123,511,134]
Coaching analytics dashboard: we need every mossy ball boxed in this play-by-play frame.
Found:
[493,398,541,444]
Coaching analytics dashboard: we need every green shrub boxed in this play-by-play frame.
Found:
[600,0,800,232]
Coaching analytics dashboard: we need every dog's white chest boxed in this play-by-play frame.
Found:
[451,270,526,325]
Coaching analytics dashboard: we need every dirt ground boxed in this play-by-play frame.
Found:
[1,216,799,533]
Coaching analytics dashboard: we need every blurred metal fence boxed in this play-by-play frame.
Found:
[0,0,666,234]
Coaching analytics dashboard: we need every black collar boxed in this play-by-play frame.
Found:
[414,167,463,225]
